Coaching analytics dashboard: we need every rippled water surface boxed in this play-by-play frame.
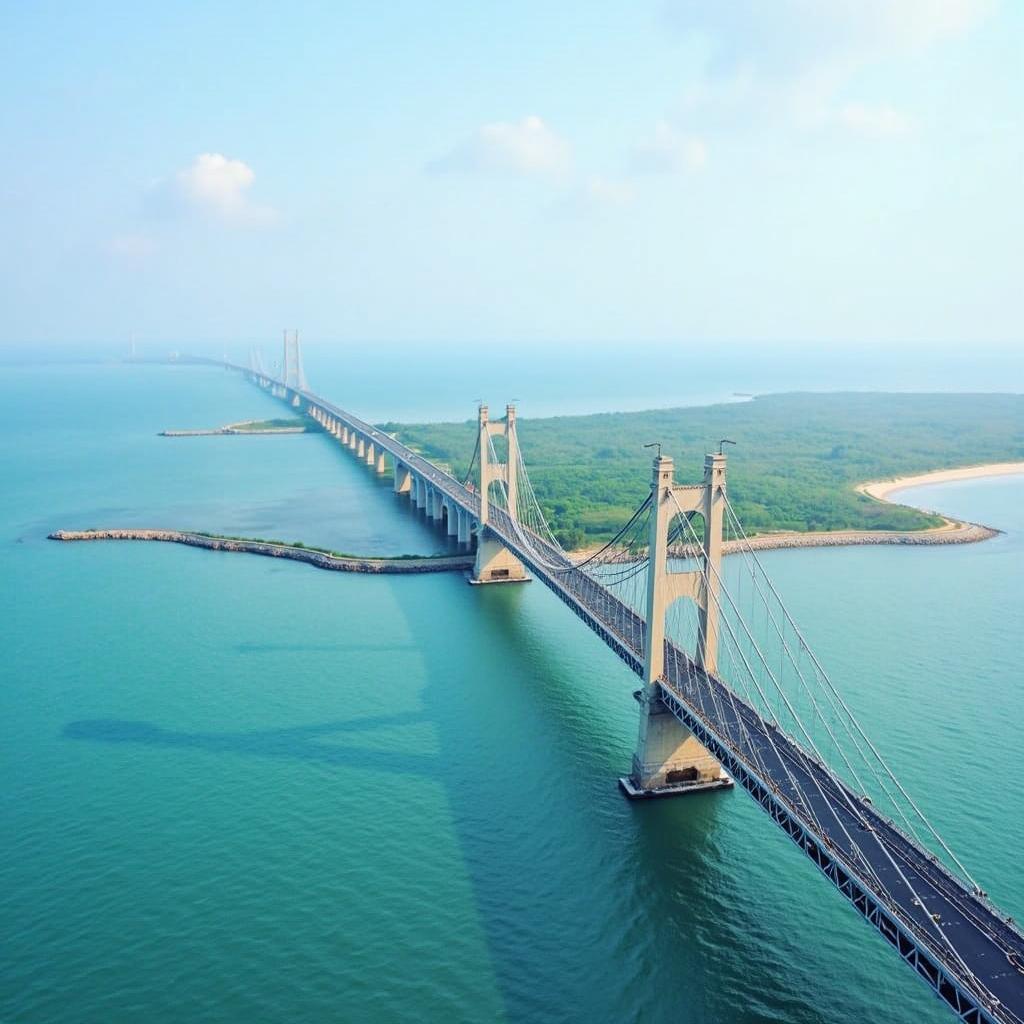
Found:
[2,365,1022,1023]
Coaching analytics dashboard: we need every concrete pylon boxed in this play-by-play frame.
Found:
[394,463,412,494]
[357,437,366,458]
[445,501,459,536]
[365,442,376,467]
[376,451,387,474]
[477,403,518,525]
[620,453,733,799]
[471,402,528,584]
[457,507,472,544]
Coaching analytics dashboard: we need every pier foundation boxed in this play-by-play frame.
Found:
[470,533,529,584]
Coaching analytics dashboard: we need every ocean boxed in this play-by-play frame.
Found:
[1,362,1021,1023]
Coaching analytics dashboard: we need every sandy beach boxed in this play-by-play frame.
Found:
[857,462,1024,502]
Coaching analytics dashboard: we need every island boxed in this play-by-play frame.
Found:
[382,392,1024,549]
[160,418,317,437]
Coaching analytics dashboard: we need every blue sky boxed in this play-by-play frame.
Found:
[1,1,1021,353]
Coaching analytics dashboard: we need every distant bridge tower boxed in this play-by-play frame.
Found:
[621,451,733,798]
[281,329,308,391]
[281,329,308,403]
[471,403,528,584]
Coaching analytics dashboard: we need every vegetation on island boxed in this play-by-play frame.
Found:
[381,392,1024,549]
[231,418,314,432]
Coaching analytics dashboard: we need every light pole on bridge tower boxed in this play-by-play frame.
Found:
[620,450,733,799]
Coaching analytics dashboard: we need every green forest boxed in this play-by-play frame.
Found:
[381,393,1024,549]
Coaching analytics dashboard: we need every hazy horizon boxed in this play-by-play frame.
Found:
[5,340,1021,423]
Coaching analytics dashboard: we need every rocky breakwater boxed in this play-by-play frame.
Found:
[49,530,475,574]
[721,519,999,555]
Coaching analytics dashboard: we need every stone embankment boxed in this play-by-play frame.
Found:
[719,519,998,555]
[49,530,474,574]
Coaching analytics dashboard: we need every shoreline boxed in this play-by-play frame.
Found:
[715,462,1020,553]
[48,529,474,574]
[571,461,1022,559]
[856,462,1024,502]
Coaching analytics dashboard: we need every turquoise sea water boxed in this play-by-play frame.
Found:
[2,365,1022,1024]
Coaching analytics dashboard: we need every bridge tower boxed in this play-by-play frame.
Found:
[620,452,733,798]
[471,403,528,584]
[281,329,308,400]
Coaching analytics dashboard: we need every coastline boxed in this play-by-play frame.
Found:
[571,461,1023,559]
[722,462,1021,553]
[856,461,1024,502]
[49,529,474,574]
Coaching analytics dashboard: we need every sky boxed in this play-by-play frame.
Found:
[1,1,1021,355]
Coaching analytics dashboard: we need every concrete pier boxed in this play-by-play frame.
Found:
[470,532,530,584]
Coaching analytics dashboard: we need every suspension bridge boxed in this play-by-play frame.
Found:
[229,349,1023,1023]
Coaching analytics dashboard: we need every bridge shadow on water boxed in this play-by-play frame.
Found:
[63,572,845,1024]
[456,581,838,1024]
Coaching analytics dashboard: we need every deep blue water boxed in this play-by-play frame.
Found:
[1,364,1021,1023]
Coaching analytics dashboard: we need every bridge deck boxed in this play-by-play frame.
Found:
[273,375,1024,1024]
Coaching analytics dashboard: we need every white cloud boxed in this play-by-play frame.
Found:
[662,0,993,136]
[148,153,277,226]
[834,0,995,50]
[838,102,912,138]
[632,122,708,173]
[430,115,571,178]
[177,153,253,211]
[664,0,994,68]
